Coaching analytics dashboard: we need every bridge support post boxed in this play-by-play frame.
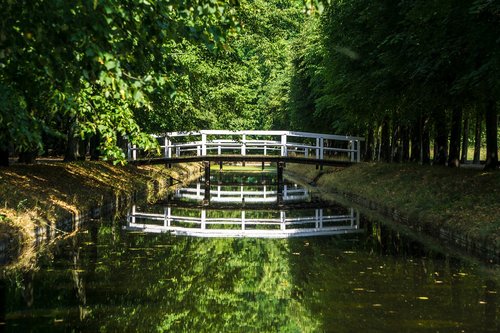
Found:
[204,161,210,205]
[277,161,284,205]
[277,161,284,184]
[281,134,287,156]
[201,133,207,156]
[164,137,171,158]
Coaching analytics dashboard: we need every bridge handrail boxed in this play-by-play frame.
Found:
[128,130,364,163]
[156,130,364,141]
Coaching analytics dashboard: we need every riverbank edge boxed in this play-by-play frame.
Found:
[0,162,202,270]
[285,165,499,265]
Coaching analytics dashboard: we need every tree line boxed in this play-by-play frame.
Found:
[288,0,499,169]
[0,0,303,166]
[1,1,498,169]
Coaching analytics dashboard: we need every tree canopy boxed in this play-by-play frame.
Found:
[288,0,499,168]
[0,0,305,164]
[1,0,498,168]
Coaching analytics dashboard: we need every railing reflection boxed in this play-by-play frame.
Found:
[125,205,362,238]
[174,183,309,203]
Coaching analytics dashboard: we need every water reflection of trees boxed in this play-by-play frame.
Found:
[0,217,497,332]
[1,222,319,332]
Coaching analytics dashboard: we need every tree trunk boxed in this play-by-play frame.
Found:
[18,151,37,164]
[364,127,374,162]
[64,119,79,162]
[64,136,79,162]
[78,138,88,161]
[0,148,9,167]
[422,117,431,164]
[90,134,100,161]
[448,107,462,168]
[460,114,469,164]
[410,117,421,163]
[433,109,448,166]
[473,110,482,164]
[392,123,401,163]
[380,117,391,162]
[484,100,498,170]
[401,125,410,162]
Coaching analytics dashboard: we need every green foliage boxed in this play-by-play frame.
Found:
[0,0,242,162]
[288,0,499,147]
[136,0,305,134]
[0,81,43,152]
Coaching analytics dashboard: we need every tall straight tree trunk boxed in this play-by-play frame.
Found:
[18,151,37,164]
[473,110,482,164]
[484,100,498,170]
[460,114,469,164]
[448,107,462,167]
[64,135,79,161]
[380,117,391,162]
[78,138,88,161]
[64,118,79,162]
[392,123,401,162]
[364,127,375,162]
[422,117,431,164]
[410,117,422,163]
[401,125,410,162]
[90,134,100,161]
[0,148,9,167]
[434,109,448,165]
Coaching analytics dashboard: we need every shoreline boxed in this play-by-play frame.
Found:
[285,163,499,265]
[0,161,202,270]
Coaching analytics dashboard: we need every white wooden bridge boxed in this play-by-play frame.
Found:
[128,130,364,166]
[126,205,362,238]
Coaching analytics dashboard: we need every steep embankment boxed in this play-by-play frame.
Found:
[286,163,500,263]
[0,161,200,268]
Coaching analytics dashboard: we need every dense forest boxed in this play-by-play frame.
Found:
[0,0,498,169]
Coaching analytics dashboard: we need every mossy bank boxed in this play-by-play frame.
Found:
[0,161,201,269]
[286,163,500,264]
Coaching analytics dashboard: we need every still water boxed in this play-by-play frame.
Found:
[0,171,498,332]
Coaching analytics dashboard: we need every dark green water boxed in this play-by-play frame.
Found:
[0,172,498,332]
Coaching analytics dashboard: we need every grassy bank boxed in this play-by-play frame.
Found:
[0,161,200,268]
[286,163,500,262]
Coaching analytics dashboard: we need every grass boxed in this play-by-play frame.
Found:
[286,163,500,254]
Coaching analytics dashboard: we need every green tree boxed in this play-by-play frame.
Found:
[0,0,241,165]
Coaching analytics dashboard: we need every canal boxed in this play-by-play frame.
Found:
[0,170,498,332]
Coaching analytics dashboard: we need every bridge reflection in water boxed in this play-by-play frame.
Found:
[174,182,309,203]
[126,172,362,238]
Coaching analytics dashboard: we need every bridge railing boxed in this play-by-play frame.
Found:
[128,130,364,162]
